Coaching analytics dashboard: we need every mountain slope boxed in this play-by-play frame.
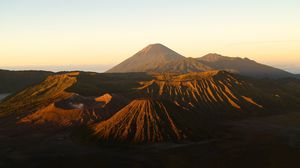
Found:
[18,102,95,127]
[106,44,185,73]
[136,71,267,115]
[0,72,133,125]
[198,54,294,78]
[91,71,300,143]
[1,70,299,143]
[151,57,212,73]
[0,69,53,94]
[93,99,205,143]
[14,92,130,127]
[0,72,78,118]
[107,44,294,78]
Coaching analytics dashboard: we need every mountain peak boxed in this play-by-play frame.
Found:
[205,53,223,57]
[107,44,185,73]
[199,53,227,62]
[146,43,165,48]
[140,43,175,54]
[106,45,293,78]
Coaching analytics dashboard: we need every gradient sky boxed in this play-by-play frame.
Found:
[1,0,300,72]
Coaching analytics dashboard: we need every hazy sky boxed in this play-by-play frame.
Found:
[1,0,300,72]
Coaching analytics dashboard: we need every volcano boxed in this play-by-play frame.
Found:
[92,99,196,143]
[107,44,185,73]
[0,44,299,143]
[1,70,299,143]
[107,44,295,78]
[197,53,294,78]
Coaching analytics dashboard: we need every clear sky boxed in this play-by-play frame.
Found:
[1,0,300,72]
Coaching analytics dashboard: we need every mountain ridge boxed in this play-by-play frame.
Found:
[107,44,295,78]
[197,54,294,78]
[1,70,299,143]
[0,69,53,94]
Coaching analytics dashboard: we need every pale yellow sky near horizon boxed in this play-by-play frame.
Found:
[1,0,300,72]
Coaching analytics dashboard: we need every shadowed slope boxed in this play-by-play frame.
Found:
[67,72,153,96]
[0,69,53,94]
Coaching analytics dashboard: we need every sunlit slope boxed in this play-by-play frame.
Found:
[0,72,146,122]
[0,70,298,140]
[93,99,205,143]
[0,72,78,118]
[106,44,211,74]
[17,92,129,126]
[107,44,185,73]
[18,102,95,127]
[0,72,134,125]
[91,71,300,143]
[137,71,266,113]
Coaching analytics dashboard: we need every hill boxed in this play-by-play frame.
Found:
[1,71,299,143]
[91,70,300,143]
[0,69,53,94]
[197,53,294,78]
[0,72,131,125]
[136,71,265,111]
[0,72,77,118]
[92,99,203,143]
[107,44,295,78]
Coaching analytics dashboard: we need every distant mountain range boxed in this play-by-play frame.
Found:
[0,43,299,144]
[107,44,295,78]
